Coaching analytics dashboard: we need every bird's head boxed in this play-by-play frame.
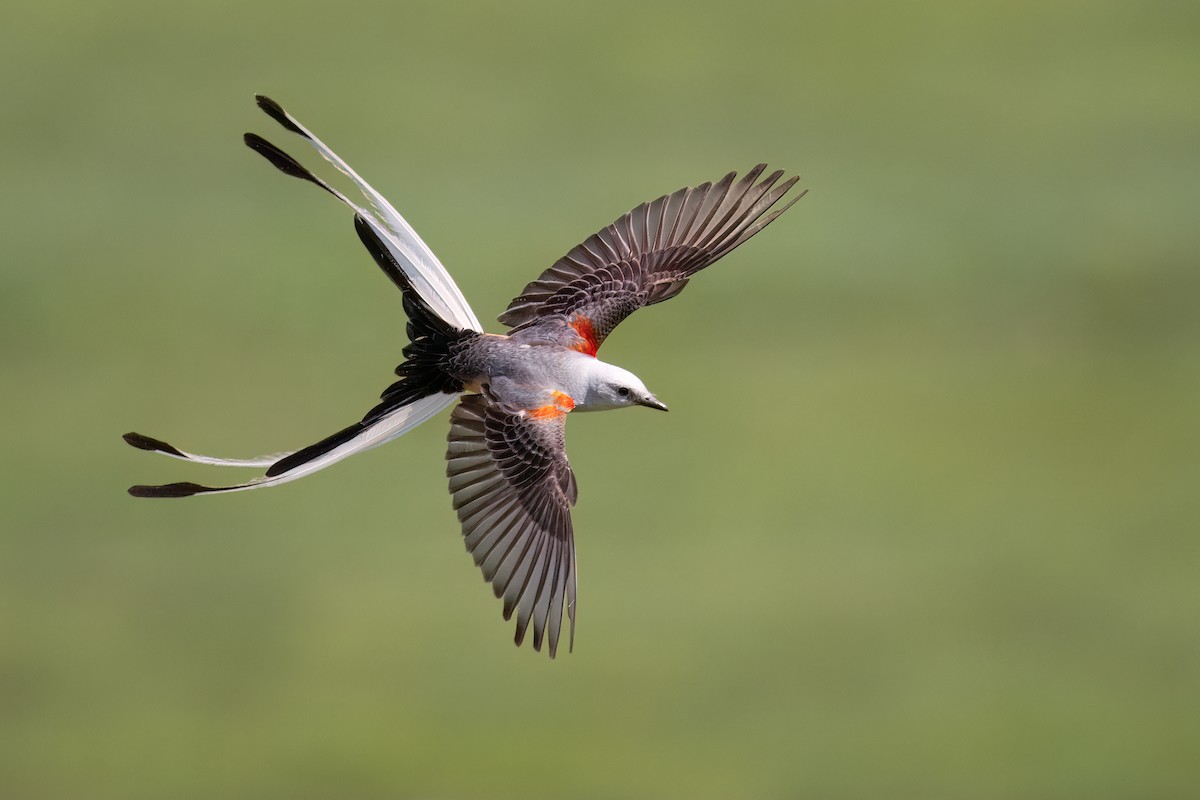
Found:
[578,360,668,412]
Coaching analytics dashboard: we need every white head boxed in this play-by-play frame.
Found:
[577,360,668,412]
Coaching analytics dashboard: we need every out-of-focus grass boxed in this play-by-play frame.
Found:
[1,1,1197,798]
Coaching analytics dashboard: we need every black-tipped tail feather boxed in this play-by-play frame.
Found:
[265,420,365,477]
[123,432,185,458]
[123,218,473,496]
[255,94,306,136]
[129,482,219,498]
[124,217,474,492]
[354,214,475,426]
[244,133,344,202]
[126,94,482,500]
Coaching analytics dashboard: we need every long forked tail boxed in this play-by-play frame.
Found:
[126,97,481,498]
[247,94,481,331]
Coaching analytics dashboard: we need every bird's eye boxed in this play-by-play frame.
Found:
[617,387,631,398]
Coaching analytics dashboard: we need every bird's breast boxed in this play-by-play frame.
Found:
[467,341,595,405]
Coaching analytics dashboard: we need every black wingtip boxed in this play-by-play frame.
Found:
[128,482,209,499]
[254,94,306,137]
[123,432,184,458]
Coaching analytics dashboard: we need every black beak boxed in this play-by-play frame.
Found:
[638,395,669,412]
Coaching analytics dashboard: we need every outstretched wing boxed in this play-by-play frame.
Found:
[499,165,804,355]
[446,394,578,657]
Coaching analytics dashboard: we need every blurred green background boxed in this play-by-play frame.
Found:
[2,1,1197,798]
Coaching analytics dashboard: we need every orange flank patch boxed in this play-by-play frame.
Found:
[527,391,575,420]
[569,317,599,357]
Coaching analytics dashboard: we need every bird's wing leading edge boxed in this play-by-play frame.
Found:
[446,394,578,658]
[499,165,804,354]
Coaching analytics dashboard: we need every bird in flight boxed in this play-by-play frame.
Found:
[125,96,804,657]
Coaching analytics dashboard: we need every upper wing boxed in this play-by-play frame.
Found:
[446,394,578,657]
[499,165,804,354]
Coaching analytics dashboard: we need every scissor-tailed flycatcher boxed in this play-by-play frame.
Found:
[126,96,804,657]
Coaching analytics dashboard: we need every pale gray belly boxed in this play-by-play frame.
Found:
[449,335,591,404]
